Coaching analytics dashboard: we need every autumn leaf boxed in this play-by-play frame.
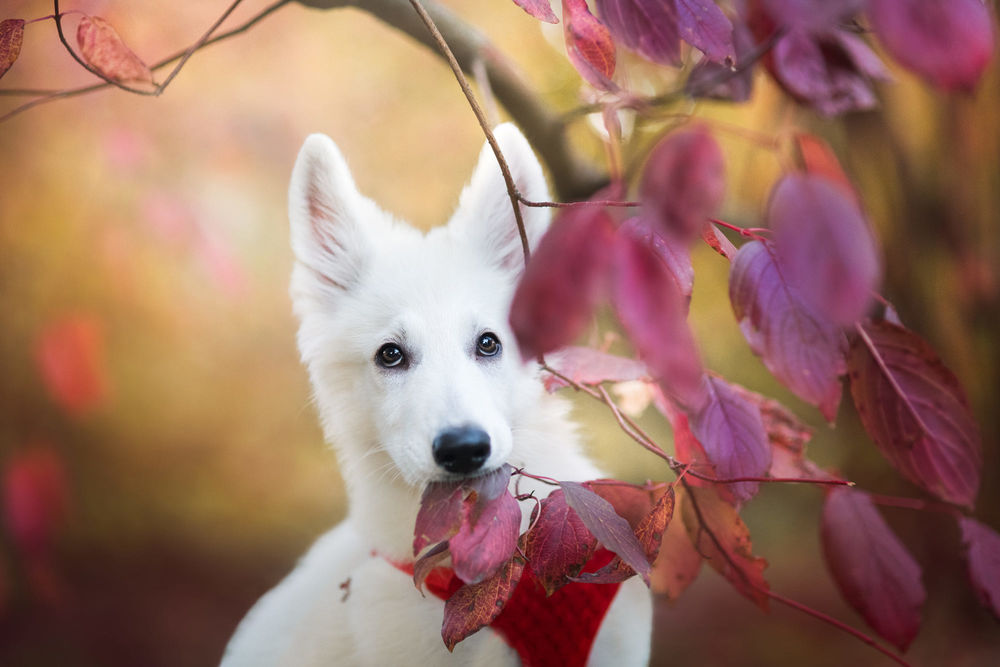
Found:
[701,223,737,261]
[821,488,925,651]
[651,486,702,599]
[509,204,616,360]
[521,489,597,594]
[510,0,558,23]
[640,125,726,245]
[450,490,521,585]
[77,15,154,85]
[2,446,69,557]
[561,481,651,584]
[413,483,465,556]
[849,320,982,508]
[542,346,649,392]
[619,217,694,304]
[35,313,111,417]
[0,18,25,80]
[793,133,857,203]
[596,0,735,66]
[584,480,660,530]
[768,173,881,325]
[729,239,847,421]
[868,0,995,92]
[958,516,1000,620]
[442,555,525,651]
[682,485,769,610]
[562,0,617,90]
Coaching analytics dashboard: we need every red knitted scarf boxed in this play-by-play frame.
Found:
[390,550,622,666]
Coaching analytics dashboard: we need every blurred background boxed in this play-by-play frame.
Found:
[0,1,997,665]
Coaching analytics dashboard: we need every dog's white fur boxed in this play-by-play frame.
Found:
[221,125,652,666]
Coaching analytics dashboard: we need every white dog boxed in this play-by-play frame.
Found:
[222,124,652,666]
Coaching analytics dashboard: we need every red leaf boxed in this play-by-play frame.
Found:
[663,406,736,504]
[848,320,982,508]
[542,346,649,392]
[620,217,694,304]
[701,223,737,261]
[729,239,847,421]
[563,0,618,90]
[413,483,465,556]
[2,447,69,557]
[768,173,881,325]
[868,0,995,92]
[958,517,1000,620]
[596,0,681,66]
[76,15,154,85]
[511,0,558,23]
[612,230,703,406]
[442,555,525,651]
[640,125,726,245]
[413,541,451,592]
[681,485,769,609]
[521,489,597,594]
[35,313,111,417]
[0,18,25,80]
[651,486,702,599]
[561,481,651,584]
[821,488,925,651]
[450,490,521,585]
[509,205,616,360]
[584,480,659,530]
[687,376,771,502]
[793,132,857,204]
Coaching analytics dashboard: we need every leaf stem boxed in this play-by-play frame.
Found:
[709,218,768,241]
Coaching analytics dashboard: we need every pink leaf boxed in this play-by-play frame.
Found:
[676,0,736,64]
[729,239,847,421]
[543,346,649,392]
[561,481,651,584]
[687,376,771,502]
[0,18,25,80]
[701,223,737,261]
[686,17,755,101]
[2,447,69,557]
[768,173,881,325]
[413,483,465,556]
[34,313,111,417]
[509,205,616,360]
[76,15,153,85]
[612,230,703,406]
[958,517,1000,620]
[563,0,618,90]
[848,320,982,508]
[868,0,995,92]
[511,0,558,23]
[620,217,694,303]
[442,556,525,651]
[596,0,682,66]
[451,490,521,585]
[521,489,597,594]
[640,125,726,245]
[821,488,925,651]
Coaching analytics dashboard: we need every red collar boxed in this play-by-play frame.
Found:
[390,550,622,666]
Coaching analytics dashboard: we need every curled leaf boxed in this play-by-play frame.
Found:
[821,488,925,651]
[0,18,25,80]
[849,320,982,508]
[442,556,525,651]
[563,0,617,89]
[76,15,153,85]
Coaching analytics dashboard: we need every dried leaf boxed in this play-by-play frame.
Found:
[0,18,25,80]
[521,489,597,594]
[958,516,1000,620]
[729,239,847,421]
[561,481,651,584]
[682,485,769,609]
[442,555,525,651]
[687,376,771,502]
[34,313,111,417]
[542,346,649,392]
[868,0,995,92]
[509,205,616,360]
[640,125,726,245]
[511,0,558,23]
[563,0,618,90]
[768,173,881,325]
[848,320,982,508]
[612,230,703,406]
[76,15,153,84]
[821,488,925,651]
[651,486,702,599]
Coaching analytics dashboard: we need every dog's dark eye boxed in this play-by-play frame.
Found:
[376,343,405,368]
[476,332,501,358]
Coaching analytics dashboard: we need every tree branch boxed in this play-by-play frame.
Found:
[296,0,607,200]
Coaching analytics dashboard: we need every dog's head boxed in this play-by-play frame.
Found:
[288,125,551,489]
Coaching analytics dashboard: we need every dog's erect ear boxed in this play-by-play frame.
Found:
[289,133,373,293]
[451,123,551,274]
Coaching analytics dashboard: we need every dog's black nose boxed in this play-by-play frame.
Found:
[432,426,491,475]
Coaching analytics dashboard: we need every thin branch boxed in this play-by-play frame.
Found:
[518,197,640,209]
[407,0,531,266]
[155,0,247,93]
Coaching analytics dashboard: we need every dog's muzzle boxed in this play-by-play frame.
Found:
[432,425,491,475]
